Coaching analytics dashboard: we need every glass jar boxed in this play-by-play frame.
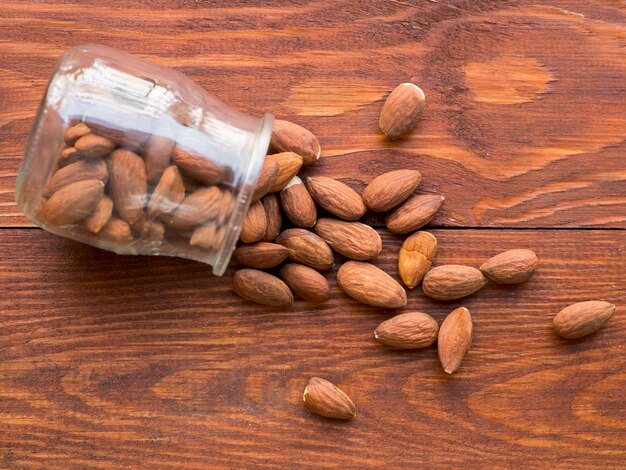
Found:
[16,44,273,275]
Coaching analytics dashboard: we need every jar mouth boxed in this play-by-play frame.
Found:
[212,113,274,275]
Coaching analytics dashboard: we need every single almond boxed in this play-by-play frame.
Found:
[232,269,294,307]
[58,147,82,168]
[374,311,439,349]
[147,166,185,219]
[108,149,148,225]
[64,122,91,145]
[553,301,615,339]
[99,217,133,245]
[279,263,330,303]
[303,377,356,420]
[306,176,366,221]
[233,242,289,269]
[44,159,108,197]
[41,179,104,226]
[438,307,472,374]
[314,218,381,261]
[74,133,115,158]
[379,83,426,139]
[480,249,538,284]
[252,155,280,201]
[133,217,165,241]
[261,193,282,242]
[337,261,407,308]
[280,177,317,228]
[276,228,334,272]
[386,194,444,234]
[83,195,113,233]
[190,223,225,250]
[398,231,437,289]
[240,201,267,243]
[363,169,422,212]
[143,135,174,183]
[172,146,231,185]
[169,186,222,231]
[422,265,487,301]
[269,152,303,192]
[270,119,320,166]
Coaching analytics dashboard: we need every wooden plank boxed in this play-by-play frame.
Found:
[0,228,624,468]
[1,0,626,228]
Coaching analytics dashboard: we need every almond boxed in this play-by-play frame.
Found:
[100,217,133,245]
[240,200,267,243]
[41,179,104,226]
[44,159,108,197]
[261,193,282,242]
[83,195,113,233]
[64,122,91,145]
[85,122,149,150]
[336,261,407,308]
[398,231,437,289]
[379,83,426,139]
[422,265,487,301]
[279,263,330,303]
[190,223,225,250]
[169,186,222,231]
[269,152,303,192]
[386,194,444,234]
[58,147,81,168]
[553,301,615,339]
[276,228,334,272]
[480,249,538,284]
[438,307,472,374]
[108,149,148,225]
[374,311,439,349]
[363,169,422,212]
[306,176,366,221]
[143,135,174,183]
[280,177,317,228]
[252,155,280,201]
[133,217,165,241]
[233,242,289,269]
[172,146,231,185]
[232,269,294,307]
[147,166,185,219]
[303,377,355,420]
[314,218,382,261]
[270,119,320,166]
[74,133,115,158]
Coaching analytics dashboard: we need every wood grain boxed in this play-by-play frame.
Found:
[0,228,624,468]
[1,0,625,227]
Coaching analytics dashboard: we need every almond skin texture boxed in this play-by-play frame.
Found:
[438,307,473,374]
[108,149,148,225]
[143,135,174,183]
[279,263,330,303]
[269,152,303,192]
[83,195,113,233]
[233,242,289,269]
[276,228,334,272]
[261,193,282,242]
[58,147,81,168]
[306,176,366,221]
[232,269,294,307]
[375,311,439,349]
[270,119,320,166]
[99,217,133,245]
[314,218,382,261]
[280,177,317,228]
[133,217,165,241]
[423,265,487,301]
[379,83,426,139]
[44,159,108,197]
[480,249,538,284]
[303,377,356,420]
[74,133,115,158]
[41,179,104,226]
[398,231,437,289]
[337,261,407,308]
[169,186,222,231]
[363,169,422,212]
[386,194,444,234]
[147,166,185,219]
[252,155,280,201]
[172,146,230,185]
[64,122,91,145]
[240,201,267,243]
[190,223,225,250]
[553,301,616,339]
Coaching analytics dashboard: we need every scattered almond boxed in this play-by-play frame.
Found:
[314,218,382,261]
[553,300,615,339]
[269,152,303,192]
[306,176,366,221]
[44,159,108,197]
[108,149,148,225]
[438,307,472,374]
[279,263,330,303]
[280,176,317,228]
[147,166,185,219]
[303,377,356,420]
[422,265,487,301]
[240,201,267,243]
[398,231,437,289]
[386,194,444,234]
[480,249,538,284]
[379,83,426,139]
[261,193,282,242]
[74,133,115,158]
[252,155,280,201]
[363,169,422,212]
[276,228,334,272]
[270,119,320,166]
[374,311,439,349]
[232,269,294,307]
[83,195,113,233]
[233,242,289,269]
[143,135,174,183]
[41,179,104,226]
[337,261,407,308]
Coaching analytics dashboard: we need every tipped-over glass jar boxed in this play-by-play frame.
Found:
[16,44,273,275]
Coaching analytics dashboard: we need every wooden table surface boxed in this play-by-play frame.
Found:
[1,1,625,468]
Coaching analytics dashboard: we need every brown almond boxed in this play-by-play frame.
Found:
[172,146,231,185]
[169,186,222,231]
[553,301,615,339]
[44,159,108,197]
[303,377,356,420]
[232,269,294,307]
[314,218,381,261]
[252,155,280,201]
[422,265,487,301]
[261,193,282,242]
[279,263,330,303]
[41,179,104,226]
[181,174,203,194]
[99,217,133,245]
[280,177,317,228]
[108,149,148,225]
[386,194,444,234]
[190,223,225,250]
[240,201,267,243]
[363,169,422,212]
[147,166,185,219]
[64,122,91,145]
[269,152,303,192]
[306,176,366,221]
[336,261,407,308]
[84,122,149,150]
[215,189,234,225]
[270,119,320,166]
[398,231,437,289]
[480,249,538,284]
[379,83,426,139]
[276,228,334,272]
[143,135,174,183]
[438,307,472,374]
[58,147,81,168]
[374,311,439,349]
[133,217,165,241]
[74,133,115,158]
[233,242,289,269]
[83,195,113,233]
